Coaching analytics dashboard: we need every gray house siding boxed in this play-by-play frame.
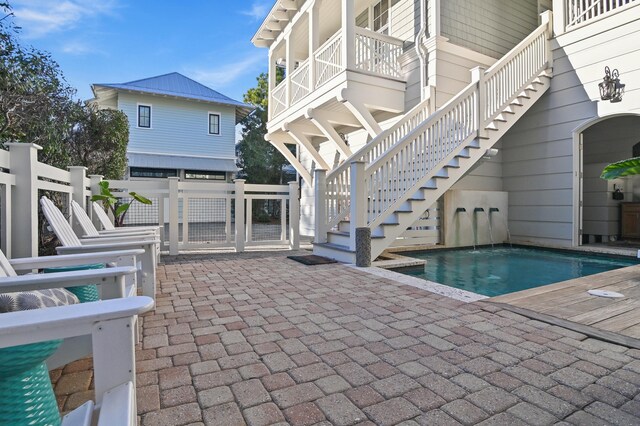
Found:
[441,0,539,58]
[501,11,640,246]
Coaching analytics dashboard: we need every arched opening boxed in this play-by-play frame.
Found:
[576,114,640,246]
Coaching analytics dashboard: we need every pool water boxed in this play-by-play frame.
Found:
[397,247,638,297]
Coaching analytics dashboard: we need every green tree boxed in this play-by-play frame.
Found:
[67,104,129,179]
[0,2,129,177]
[0,2,76,168]
[236,71,291,184]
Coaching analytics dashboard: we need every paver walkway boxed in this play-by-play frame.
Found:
[53,251,640,425]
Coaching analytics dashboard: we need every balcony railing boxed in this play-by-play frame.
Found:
[566,0,637,29]
[270,27,403,119]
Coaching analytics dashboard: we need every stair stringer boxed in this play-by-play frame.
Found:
[369,71,552,260]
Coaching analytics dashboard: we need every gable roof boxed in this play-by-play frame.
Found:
[92,72,253,122]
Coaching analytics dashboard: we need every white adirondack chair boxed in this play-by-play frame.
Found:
[40,196,159,299]
[0,295,154,426]
[0,248,143,368]
[92,201,162,236]
[71,200,161,260]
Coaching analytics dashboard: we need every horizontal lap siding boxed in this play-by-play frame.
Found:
[440,0,539,58]
[391,0,420,42]
[119,93,236,160]
[501,10,640,246]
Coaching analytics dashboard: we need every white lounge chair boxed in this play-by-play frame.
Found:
[92,201,162,236]
[0,295,154,425]
[40,196,159,299]
[71,200,161,260]
[0,248,143,368]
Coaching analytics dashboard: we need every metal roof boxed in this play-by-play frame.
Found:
[93,72,253,122]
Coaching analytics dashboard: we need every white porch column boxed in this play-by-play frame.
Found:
[8,143,40,258]
[314,168,327,244]
[341,0,355,70]
[552,0,566,36]
[349,161,367,250]
[289,180,300,250]
[471,66,487,134]
[285,32,293,108]
[308,0,320,90]
[268,48,276,120]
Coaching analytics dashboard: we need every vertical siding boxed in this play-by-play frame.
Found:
[441,0,539,58]
[118,93,237,160]
[501,11,640,246]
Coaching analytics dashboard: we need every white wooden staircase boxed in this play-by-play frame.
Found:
[313,13,554,263]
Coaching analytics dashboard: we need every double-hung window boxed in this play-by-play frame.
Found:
[138,105,151,128]
[373,0,390,34]
[208,113,220,135]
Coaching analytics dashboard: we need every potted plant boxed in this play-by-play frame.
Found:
[601,157,640,180]
[90,181,152,227]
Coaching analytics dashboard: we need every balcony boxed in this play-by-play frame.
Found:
[269,27,405,121]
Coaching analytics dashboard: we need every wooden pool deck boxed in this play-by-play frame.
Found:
[489,264,640,349]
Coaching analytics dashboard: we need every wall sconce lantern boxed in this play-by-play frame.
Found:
[599,66,625,103]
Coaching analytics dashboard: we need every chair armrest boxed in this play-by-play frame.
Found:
[98,229,157,236]
[0,266,137,294]
[56,241,158,254]
[80,235,158,244]
[0,296,154,348]
[9,250,145,272]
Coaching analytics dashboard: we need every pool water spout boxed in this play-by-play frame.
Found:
[489,208,512,247]
[456,207,476,250]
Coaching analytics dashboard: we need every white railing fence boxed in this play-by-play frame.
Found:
[320,95,434,236]
[0,143,300,258]
[567,0,637,27]
[354,27,403,79]
[270,28,405,119]
[315,12,553,247]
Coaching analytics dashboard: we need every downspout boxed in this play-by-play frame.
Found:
[415,0,429,101]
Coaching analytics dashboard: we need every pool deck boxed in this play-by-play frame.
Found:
[49,250,640,424]
[490,265,640,349]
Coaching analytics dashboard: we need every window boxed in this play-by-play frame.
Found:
[130,167,177,178]
[185,170,226,180]
[373,0,389,34]
[138,105,151,128]
[208,113,220,135]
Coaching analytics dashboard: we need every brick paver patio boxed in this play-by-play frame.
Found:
[53,250,640,425]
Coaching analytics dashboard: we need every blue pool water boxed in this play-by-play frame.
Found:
[397,247,638,297]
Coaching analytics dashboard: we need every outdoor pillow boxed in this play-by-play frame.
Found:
[0,288,79,313]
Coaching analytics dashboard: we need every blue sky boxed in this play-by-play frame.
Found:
[10,0,273,103]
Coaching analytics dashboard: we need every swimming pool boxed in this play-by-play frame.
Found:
[395,246,638,297]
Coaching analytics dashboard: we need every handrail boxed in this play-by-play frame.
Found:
[324,96,433,229]
[484,25,547,80]
[358,17,551,231]
[566,0,637,28]
[354,26,404,46]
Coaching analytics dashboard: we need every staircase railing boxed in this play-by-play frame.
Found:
[351,12,553,235]
[566,0,637,29]
[324,96,433,231]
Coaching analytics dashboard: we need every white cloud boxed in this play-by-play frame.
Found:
[11,0,118,38]
[191,55,264,87]
[61,40,93,55]
[240,1,270,21]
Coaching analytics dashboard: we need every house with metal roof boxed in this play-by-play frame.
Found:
[91,72,252,181]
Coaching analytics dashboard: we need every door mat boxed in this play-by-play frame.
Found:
[287,255,338,265]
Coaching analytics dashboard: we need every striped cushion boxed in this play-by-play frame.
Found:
[0,289,79,313]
